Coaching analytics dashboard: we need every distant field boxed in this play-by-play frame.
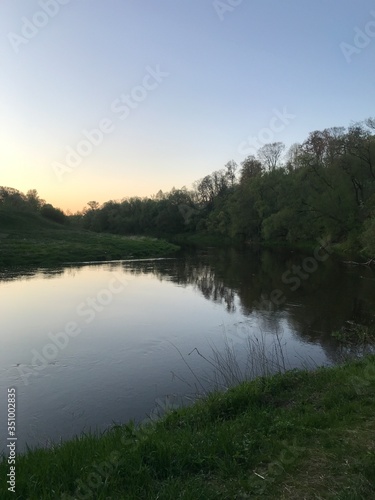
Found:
[0,210,179,267]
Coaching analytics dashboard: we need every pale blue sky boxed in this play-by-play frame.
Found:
[0,0,374,211]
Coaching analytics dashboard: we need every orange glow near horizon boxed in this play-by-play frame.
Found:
[0,138,205,213]
[0,153,196,214]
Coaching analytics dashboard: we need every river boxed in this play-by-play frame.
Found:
[1,246,374,452]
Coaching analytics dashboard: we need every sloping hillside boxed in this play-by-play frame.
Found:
[0,209,179,267]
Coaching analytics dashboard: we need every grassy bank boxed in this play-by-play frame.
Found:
[1,356,375,499]
[170,231,374,263]
[0,210,179,267]
[170,231,323,252]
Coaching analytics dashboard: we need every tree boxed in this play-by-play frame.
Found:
[257,142,285,171]
[239,155,263,183]
[361,216,375,257]
[0,187,28,210]
[365,117,375,130]
[87,201,100,211]
[194,175,215,205]
[284,143,304,172]
[345,121,375,180]
[40,204,66,224]
[26,189,44,211]
[224,160,238,187]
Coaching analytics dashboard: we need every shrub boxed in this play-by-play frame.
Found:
[40,204,66,224]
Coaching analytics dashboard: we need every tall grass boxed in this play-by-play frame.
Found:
[203,329,289,390]
[169,328,292,412]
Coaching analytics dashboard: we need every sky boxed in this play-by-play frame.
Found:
[0,0,374,213]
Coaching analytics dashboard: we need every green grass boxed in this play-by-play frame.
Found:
[1,356,375,499]
[0,210,179,267]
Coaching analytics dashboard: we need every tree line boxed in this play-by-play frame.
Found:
[2,118,374,256]
[73,118,375,256]
[0,187,66,224]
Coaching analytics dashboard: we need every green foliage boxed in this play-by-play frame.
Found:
[262,208,294,240]
[2,118,375,256]
[26,189,44,211]
[40,203,66,224]
[67,118,375,256]
[332,323,375,345]
[0,186,29,211]
[61,118,374,258]
[361,217,375,257]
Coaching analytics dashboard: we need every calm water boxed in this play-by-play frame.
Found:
[1,247,374,452]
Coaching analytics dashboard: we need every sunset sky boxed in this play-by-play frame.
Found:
[1,0,374,212]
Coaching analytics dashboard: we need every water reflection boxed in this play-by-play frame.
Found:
[1,248,374,451]
[118,247,375,363]
[3,248,374,364]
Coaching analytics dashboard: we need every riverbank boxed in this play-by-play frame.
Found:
[170,232,238,247]
[0,211,179,267]
[1,356,374,499]
[170,231,375,263]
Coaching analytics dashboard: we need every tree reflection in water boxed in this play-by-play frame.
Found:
[121,247,375,364]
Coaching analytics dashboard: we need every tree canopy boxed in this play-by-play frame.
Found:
[2,117,375,257]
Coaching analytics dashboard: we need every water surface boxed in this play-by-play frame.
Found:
[1,247,374,452]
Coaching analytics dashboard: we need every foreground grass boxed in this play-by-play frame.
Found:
[1,357,375,499]
[0,211,179,267]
